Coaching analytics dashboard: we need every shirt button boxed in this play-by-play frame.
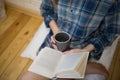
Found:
[71,9,73,12]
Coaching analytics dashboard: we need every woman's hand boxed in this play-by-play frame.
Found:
[63,48,87,55]
[49,20,61,50]
[63,44,94,55]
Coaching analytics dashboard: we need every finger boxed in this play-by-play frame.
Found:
[51,36,56,44]
[51,42,58,50]
[63,50,73,55]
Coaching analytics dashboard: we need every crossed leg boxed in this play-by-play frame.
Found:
[85,62,109,77]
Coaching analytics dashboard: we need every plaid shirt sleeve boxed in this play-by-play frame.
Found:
[40,0,57,27]
[90,0,120,54]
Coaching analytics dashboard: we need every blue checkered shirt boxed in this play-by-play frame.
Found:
[39,0,120,60]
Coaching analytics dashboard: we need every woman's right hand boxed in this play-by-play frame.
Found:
[49,20,61,50]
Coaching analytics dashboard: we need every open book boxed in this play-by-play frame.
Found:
[28,47,89,79]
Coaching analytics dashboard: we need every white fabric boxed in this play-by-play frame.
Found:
[21,22,50,60]
[95,36,120,70]
[21,22,120,70]
[85,74,105,80]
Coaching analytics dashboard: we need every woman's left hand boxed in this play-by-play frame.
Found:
[63,44,94,55]
[63,48,87,55]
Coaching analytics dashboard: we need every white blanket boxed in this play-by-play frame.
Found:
[21,22,120,70]
[21,22,50,60]
[95,36,120,69]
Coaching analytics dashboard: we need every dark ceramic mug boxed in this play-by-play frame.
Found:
[54,31,71,52]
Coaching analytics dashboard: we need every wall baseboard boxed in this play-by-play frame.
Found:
[5,2,42,19]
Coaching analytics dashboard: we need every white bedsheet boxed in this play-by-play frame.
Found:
[21,22,50,60]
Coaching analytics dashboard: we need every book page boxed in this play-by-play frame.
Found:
[58,71,83,79]
[28,47,62,78]
[75,53,89,78]
[55,52,87,73]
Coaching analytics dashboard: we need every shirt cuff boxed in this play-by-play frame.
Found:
[90,38,104,54]
[44,14,57,28]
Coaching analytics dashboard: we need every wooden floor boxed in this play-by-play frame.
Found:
[0,8,120,80]
[0,8,43,80]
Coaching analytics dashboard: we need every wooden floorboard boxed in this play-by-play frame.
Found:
[0,8,21,36]
[17,60,33,80]
[107,40,120,80]
[0,13,31,56]
[0,6,120,80]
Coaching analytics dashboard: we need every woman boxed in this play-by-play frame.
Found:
[21,0,120,80]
